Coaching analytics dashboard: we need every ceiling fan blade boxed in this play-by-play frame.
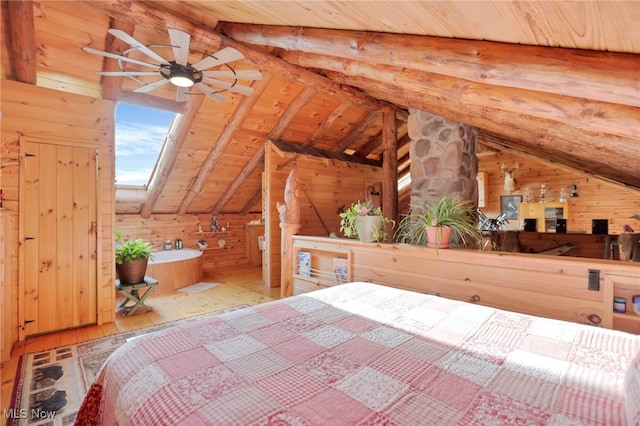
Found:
[193,82,226,103]
[133,78,170,93]
[192,47,244,71]
[175,87,188,103]
[83,47,159,69]
[202,77,254,96]
[108,29,170,65]
[168,29,190,66]
[98,71,158,76]
[202,69,262,80]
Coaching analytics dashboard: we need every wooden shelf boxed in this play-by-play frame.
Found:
[192,231,228,236]
[199,247,227,251]
[613,312,640,322]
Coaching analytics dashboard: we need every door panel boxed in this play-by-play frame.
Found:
[23,141,98,336]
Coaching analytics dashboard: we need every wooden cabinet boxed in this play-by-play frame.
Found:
[518,202,570,232]
[246,224,264,266]
[1,210,18,363]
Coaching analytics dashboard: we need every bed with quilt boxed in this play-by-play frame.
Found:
[76,282,640,425]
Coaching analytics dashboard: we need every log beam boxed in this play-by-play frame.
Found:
[221,23,640,108]
[382,107,398,240]
[178,74,273,214]
[6,0,37,84]
[140,95,205,218]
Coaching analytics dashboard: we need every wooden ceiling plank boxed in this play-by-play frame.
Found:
[178,74,274,214]
[6,0,37,84]
[241,189,263,216]
[211,147,265,215]
[305,101,350,147]
[140,95,205,218]
[334,111,381,154]
[222,23,640,108]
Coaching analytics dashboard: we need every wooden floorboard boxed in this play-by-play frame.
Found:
[0,265,277,412]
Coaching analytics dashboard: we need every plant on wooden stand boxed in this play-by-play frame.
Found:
[396,194,480,249]
[339,200,393,243]
[115,230,155,284]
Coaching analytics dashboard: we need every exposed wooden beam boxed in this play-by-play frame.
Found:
[320,71,640,189]
[222,23,640,108]
[6,0,37,84]
[290,52,639,142]
[178,74,274,214]
[241,188,264,215]
[334,111,380,154]
[210,85,314,215]
[100,19,135,101]
[382,107,398,239]
[269,86,318,140]
[140,95,205,218]
[305,101,351,147]
[211,147,265,215]
[118,90,188,114]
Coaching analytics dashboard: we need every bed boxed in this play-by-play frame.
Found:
[76,282,640,425]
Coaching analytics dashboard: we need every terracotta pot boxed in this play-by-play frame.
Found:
[426,226,452,249]
[116,258,148,284]
[356,215,383,242]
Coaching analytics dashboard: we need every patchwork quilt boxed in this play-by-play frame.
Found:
[76,282,640,425]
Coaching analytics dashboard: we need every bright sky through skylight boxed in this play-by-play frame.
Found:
[115,103,175,186]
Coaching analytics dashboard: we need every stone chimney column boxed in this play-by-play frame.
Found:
[407,109,478,207]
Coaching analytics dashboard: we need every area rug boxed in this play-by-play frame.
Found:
[8,305,249,426]
[177,282,220,293]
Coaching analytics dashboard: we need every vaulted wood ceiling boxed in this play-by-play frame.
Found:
[2,1,638,216]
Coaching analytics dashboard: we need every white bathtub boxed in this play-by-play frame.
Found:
[146,248,203,293]
[149,248,203,265]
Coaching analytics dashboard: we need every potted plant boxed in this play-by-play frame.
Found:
[339,200,392,242]
[396,194,480,249]
[115,231,155,284]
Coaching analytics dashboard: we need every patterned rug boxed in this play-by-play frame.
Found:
[7,305,249,426]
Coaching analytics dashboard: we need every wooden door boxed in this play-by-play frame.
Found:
[21,141,98,336]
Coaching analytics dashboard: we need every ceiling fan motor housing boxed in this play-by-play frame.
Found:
[160,62,203,87]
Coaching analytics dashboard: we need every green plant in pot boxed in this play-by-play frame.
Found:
[115,230,155,284]
[396,194,480,249]
[339,200,393,242]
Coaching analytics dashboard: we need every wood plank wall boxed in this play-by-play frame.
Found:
[1,211,18,364]
[115,212,262,273]
[478,150,640,234]
[264,141,384,288]
[1,80,115,354]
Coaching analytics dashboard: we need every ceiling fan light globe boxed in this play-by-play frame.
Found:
[170,75,195,87]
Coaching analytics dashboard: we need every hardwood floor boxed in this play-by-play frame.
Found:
[0,265,278,413]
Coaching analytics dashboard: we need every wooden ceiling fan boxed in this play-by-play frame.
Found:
[83,28,262,102]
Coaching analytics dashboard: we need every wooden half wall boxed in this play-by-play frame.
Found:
[264,140,384,288]
[289,236,640,334]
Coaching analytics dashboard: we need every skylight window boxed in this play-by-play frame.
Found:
[115,103,175,186]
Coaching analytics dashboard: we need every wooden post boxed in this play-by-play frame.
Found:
[277,168,302,297]
[280,223,301,297]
